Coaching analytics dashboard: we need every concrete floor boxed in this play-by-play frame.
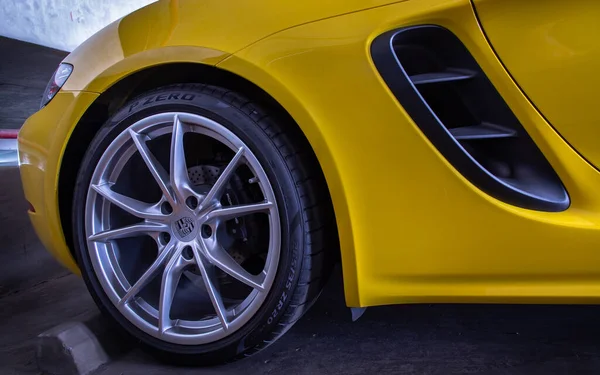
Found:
[3,37,600,375]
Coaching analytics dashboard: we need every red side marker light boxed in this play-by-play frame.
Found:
[0,129,18,139]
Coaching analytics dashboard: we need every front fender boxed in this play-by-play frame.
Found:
[62,1,228,93]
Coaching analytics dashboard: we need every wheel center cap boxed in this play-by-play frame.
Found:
[172,215,198,241]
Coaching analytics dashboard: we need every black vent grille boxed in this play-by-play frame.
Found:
[371,25,569,212]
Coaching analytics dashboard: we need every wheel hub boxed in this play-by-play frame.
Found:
[172,215,198,241]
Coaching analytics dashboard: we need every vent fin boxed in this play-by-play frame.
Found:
[410,69,476,85]
[371,25,569,212]
[450,123,516,140]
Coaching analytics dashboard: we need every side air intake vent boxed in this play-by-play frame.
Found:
[371,25,569,212]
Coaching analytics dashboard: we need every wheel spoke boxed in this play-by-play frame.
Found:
[192,242,229,330]
[129,129,175,206]
[89,222,167,242]
[170,114,193,203]
[200,147,245,209]
[158,247,185,334]
[118,241,175,307]
[91,183,163,220]
[206,201,274,222]
[198,239,265,292]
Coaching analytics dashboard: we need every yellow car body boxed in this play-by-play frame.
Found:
[18,0,600,309]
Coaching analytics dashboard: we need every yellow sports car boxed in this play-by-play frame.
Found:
[17,0,600,364]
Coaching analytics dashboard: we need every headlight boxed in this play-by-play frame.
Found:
[40,63,73,109]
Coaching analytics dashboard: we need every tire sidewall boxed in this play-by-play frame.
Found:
[72,85,305,362]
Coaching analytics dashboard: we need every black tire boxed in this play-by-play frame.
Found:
[71,83,338,365]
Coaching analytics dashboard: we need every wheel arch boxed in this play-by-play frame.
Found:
[58,60,359,305]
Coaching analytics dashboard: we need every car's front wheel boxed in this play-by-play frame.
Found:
[71,84,336,364]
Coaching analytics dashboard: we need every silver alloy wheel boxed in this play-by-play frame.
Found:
[84,112,281,345]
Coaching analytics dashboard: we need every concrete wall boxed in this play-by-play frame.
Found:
[0,0,155,52]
